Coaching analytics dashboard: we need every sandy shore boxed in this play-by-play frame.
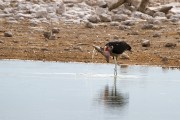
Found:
[0,20,179,67]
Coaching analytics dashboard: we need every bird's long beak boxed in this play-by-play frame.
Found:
[92,45,106,57]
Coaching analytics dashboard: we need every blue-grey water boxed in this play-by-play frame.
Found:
[0,60,179,120]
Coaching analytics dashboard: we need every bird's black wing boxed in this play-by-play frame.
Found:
[105,41,130,54]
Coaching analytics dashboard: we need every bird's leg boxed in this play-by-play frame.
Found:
[114,57,117,76]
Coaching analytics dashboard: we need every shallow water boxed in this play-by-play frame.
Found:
[0,60,179,120]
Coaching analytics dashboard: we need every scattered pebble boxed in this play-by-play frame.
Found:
[112,14,129,22]
[161,56,168,62]
[52,28,60,33]
[121,20,135,26]
[88,15,100,23]
[165,43,176,48]
[43,31,56,40]
[99,14,112,22]
[41,48,49,51]
[142,39,150,47]
[73,46,83,52]
[113,35,119,39]
[110,22,119,26]
[85,22,94,28]
[119,25,131,30]
[128,31,139,35]
[153,12,166,18]
[4,31,13,37]
[0,40,4,43]
[177,31,180,35]
[43,31,51,39]
[142,24,154,29]
[153,32,161,37]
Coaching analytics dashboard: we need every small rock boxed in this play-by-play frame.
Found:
[166,13,174,19]
[165,43,176,48]
[118,25,131,30]
[161,57,168,62]
[169,14,180,22]
[64,0,82,3]
[30,20,39,27]
[170,14,180,19]
[41,48,49,51]
[113,35,119,39]
[0,14,12,18]
[147,18,161,25]
[95,7,107,15]
[64,48,71,51]
[43,31,56,40]
[16,13,34,19]
[0,40,4,43]
[73,46,83,52]
[56,2,65,14]
[110,22,119,26]
[145,8,156,16]
[43,31,51,39]
[13,40,18,43]
[152,25,162,30]
[142,24,154,29]
[85,22,94,28]
[66,3,74,7]
[132,11,153,20]
[177,31,180,35]
[88,15,100,23]
[129,31,139,35]
[142,39,150,47]
[35,9,48,18]
[112,14,129,22]
[52,28,60,33]
[4,32,13,37]
[122,20,135,26]
[99,3,107,8]
[153,32,161,37]
[153,12,166,18]
[0,2,5,10]
[98,0,107,8]
[99,14,112,22]
[116,8,132,16]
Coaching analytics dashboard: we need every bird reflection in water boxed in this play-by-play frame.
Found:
[98,75,129,108]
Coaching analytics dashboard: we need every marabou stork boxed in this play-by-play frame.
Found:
[93,41,132,75]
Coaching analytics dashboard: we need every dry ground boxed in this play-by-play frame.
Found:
[0,20,180,67]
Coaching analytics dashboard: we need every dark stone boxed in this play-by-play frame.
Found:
[142,24,153,29]
[52,28,60,33]
[85,22,94,28]
[165,43,176,48]
[153,32,161,37]
[4,32,13,37]
[142,39,150,47]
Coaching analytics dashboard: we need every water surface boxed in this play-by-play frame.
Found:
[0,60,179,120]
